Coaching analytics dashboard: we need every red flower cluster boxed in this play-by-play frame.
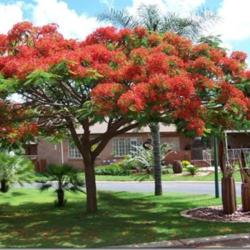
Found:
[0,100,38,144]
[92,83,125,114]
[0,22,249,137]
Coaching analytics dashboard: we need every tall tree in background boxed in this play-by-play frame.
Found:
[98,4,218,195]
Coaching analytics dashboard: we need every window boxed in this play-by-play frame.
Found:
[68,143,82,159]
[113,137,142,157]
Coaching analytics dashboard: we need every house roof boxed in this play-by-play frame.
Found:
[76,123,176,134]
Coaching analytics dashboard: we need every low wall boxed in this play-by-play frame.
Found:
[165,150,191,165]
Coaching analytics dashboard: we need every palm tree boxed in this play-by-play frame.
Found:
[98,4,218,195]
[0,152,34,192]
[40,164,84,207]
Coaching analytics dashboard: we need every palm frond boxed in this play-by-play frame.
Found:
[160,7,218,40]
[194,7,219,30]
[98,8,138,28]
[137,4,162,31]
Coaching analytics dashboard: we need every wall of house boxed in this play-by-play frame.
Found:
[35,133,193,170]
[37,139,62,166]
[64,132,193,169]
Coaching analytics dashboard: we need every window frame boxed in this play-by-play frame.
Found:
[68,143,82,159]
[112,137,142,157]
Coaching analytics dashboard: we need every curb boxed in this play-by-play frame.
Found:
[111,233,250,248]
[180,207,250,224]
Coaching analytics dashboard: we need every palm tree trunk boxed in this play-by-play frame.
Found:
[0,179,9,193]
[150,122,162,195]
[57,189,65,207]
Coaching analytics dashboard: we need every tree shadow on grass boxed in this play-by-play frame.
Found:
[9,191,25,197]
[0,191,249,248]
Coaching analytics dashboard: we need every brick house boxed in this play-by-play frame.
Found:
[25,123,194,170]
[27,123,250,170]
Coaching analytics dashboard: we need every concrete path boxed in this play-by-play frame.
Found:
[96,181,241,196]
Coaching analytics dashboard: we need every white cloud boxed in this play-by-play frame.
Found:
[0,1,24,34]
[31,0,103,39]
[214,0,250,42]
[127,0,205,17]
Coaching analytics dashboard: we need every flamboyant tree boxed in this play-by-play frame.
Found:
[0,22,249,213]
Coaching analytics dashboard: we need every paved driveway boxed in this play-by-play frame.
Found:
[96,181,241,196]
[17,181,241,196]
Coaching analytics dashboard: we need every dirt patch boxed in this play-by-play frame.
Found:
[183,206,250,223]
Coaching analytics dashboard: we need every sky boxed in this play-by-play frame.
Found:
[0,0,250,64]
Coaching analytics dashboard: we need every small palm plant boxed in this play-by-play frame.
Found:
[0,152,34,193]
[40,164,84,207]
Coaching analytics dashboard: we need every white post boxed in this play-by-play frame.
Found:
[224,131,229,162]
[61,141,64,164]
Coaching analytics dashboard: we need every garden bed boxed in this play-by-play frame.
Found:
[182,206,250,223]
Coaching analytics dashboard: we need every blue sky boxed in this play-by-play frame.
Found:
[0,0,250,64]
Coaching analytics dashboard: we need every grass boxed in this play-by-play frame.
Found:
[96,170,242,182]
[0,188,249,248]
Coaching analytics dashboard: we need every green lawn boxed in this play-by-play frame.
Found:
[96,171,242,182]
[0,188,249,248]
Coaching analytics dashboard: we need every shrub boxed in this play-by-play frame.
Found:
[40,164,84,207]
[0,152,34,193]
[186,164,198,176]
[95,163,130,176]
[172,160,183,174]
[119,156,138,170]
[128,143,173,174]
[182,160,191,168]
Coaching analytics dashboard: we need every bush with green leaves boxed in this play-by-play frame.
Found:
[40,164,84,207]
[129,143,173,174]
[119,156,138,170]
[185,164,198,176]
[0,152,34,193]
[95,163,130,176]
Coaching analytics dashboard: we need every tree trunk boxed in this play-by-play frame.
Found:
[150,123,162,196]
[218,139,237,214]
[241,183,250,212]
[84,160,97,213]
[57,189,65,207]
[221,176,237,214]
[240,151,250,212]
[0,179,9,193]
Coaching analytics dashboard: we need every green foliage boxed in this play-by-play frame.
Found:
[185,164,198,176]
[40,164,84,207]
[25,70,58,87]
[41,164,84,191]
[129,143,173,173]
[119,155,138,170]
[95,163,131,176]
[0,152,34,192]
